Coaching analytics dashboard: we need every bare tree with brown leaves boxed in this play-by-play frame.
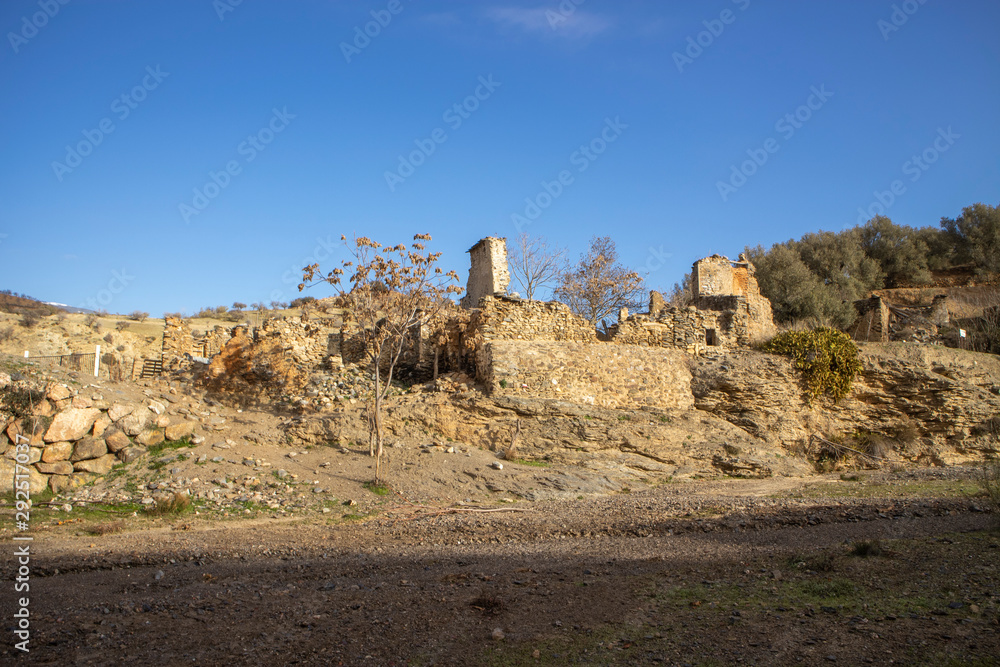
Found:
[300,234,462,485]
[508,232,568,301]
[555,236,645,330]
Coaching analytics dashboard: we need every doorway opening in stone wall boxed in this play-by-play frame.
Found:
[705,328,718,346]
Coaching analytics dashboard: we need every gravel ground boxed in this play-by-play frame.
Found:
[4,468,998,666]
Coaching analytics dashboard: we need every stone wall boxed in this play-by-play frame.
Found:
[460,237,510,309]
[256,316,340,367]
[161,317,194,368]
[850,297,890,342]
[609,305,728,353]
[468,295,597,343]
[478,339,694,410]
[693,255,735,297]
[201,326,231,358]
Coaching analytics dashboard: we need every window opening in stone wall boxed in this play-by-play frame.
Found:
[706,328,718,346]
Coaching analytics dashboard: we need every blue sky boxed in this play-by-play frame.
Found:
[1,0,998,315]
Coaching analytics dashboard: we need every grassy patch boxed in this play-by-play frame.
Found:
[147,437,196,457]
[363,481,391,496]
[510,458,550,468]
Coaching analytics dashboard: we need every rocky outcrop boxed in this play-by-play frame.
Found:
[285,392,810,479]
[692,343,1000,465]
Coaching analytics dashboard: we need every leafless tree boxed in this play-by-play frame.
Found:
[508,233,568,301]
[667,272,693,307]
[301,234,462,485]
[554,236,645,329]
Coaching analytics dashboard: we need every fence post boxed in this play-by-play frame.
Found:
[94,345,101,377]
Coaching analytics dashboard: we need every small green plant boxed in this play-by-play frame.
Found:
[510,458,549,468]
[761,327,862,402]
[658,415,671,424]
[499,379,507,389]
[363,481,391,496]
[617,415,630,421]
[147,437,196,457]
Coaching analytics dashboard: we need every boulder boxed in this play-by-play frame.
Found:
[46,384,72,402]
[74,454,118,475]
[71,437,108,462]
[36,461,74,475]
[49,475,73,494]
[137,429,165,447]
[104,430,131,453]
[71,395,93,409]
[118,446,145,464]
[5,446,41,464]
[148,399,166,415]
[5,420,21,444]
[108,402,134,422]
[165,421,197,442]
[92,414,112,437]
[0,371,10,389]
[41,441,74,462]
[31,398,53,417]
[44,407,101,443]
[0,459,48,494]
[155,415,171,428]
[118,409,149,436]
[69,473,96,488]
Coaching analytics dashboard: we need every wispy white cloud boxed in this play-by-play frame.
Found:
[485,6,612,39]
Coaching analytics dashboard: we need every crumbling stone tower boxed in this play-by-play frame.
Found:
[460,237,510,309]
[691,253,776,344]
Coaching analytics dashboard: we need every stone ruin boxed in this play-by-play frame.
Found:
[459,237,510,309]
[850,293,951,343]
[159,239,778,412]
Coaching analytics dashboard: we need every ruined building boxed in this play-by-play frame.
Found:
[163,238,777,412]
[459,237,510,309]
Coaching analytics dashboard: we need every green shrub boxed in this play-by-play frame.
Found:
[761,327,861,402]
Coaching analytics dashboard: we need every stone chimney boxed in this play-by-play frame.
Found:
[460,237,510,309]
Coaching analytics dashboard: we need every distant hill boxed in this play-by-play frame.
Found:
[43,302,97,314]
[0,291,65,317]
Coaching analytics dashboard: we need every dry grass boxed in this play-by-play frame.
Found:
[85,520,127,536]
[143,493,192,516]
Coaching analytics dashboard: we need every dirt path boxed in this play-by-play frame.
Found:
[4,482,997,666]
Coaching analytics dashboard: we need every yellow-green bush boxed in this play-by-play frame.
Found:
[762,327,861,402]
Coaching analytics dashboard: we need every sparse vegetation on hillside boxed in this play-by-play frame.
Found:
[762,327,862,402]
[128,310,149,322]
[0,291,62,319]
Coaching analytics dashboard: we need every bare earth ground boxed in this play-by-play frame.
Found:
[3,470,998,666]
[2,354,999,665]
